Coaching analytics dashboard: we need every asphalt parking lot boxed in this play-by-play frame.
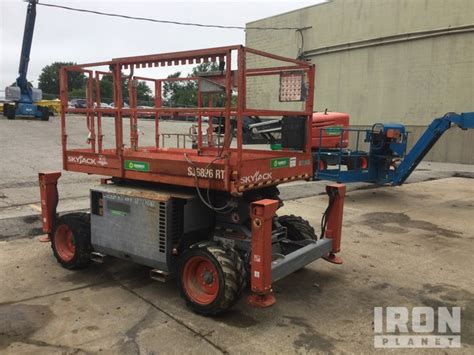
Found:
[1,115,474,353]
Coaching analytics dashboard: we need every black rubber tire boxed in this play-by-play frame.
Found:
[244,185,283,208]
[3,103,8,117]
[6,104,15,120]
[278,215,316,241]
[346,152,368,170]
[178,242,245,315]
[51,212,92,269]
[312,157,327,180]
[39,106,50,121]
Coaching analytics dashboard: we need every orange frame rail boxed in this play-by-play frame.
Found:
[59,45,316,196]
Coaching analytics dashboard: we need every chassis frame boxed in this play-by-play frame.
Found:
[39,46,346,313]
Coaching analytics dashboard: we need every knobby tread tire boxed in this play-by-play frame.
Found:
[346,152,368,170]
[39,106,50,121]
[6,105,15,120]
[278,214,316,241]
[179,241,245,315]
[51,212,92,270]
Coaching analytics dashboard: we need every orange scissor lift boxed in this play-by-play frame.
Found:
[39,45,345,314]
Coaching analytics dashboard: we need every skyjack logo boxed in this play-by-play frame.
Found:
[97,155,108,166]
[240,171,272,185]
[68,155,108,166]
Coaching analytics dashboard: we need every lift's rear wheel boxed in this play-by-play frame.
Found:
[6,104,15,120]
[51,213,92,269]
[347,154,368,170]
[3,103,9,117]
[312,158,328,179]
[39,106,50,121]
[278,215,316,241]
[179,242,245,315]
[318,159,328,171]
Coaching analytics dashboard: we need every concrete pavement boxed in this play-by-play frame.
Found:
[1,178,473,353]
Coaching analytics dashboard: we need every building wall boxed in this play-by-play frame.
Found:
[245,0,474,163]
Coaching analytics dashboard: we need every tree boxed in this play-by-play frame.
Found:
[136,81,152,105]
[37,62,152,103]
[162,71,197,107]
[38,62,85,97]
[64,74,153,104]
[98,76,153,105]
[98,75,114,102]
[191,62,219,76]
[162,62,231,108]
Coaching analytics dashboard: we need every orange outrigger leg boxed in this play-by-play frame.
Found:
[38,172,61,242]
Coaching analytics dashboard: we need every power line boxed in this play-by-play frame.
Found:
[36,2,302,31]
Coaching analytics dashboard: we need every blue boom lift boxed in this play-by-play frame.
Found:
[250,111,473,185]
[313,112,474,185]
[3,0,49,121]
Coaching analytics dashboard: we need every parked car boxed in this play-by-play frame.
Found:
[137,105,154,118]
[108,102,130,116]
[70,99,87,108]
[109,102,129,108]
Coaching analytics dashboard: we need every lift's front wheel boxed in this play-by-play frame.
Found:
[51,213,92,269]
[179,242,245,315]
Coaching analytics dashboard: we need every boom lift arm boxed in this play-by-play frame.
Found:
[4,0,48,120]
[392,112,474,185]
[16,0,38,102]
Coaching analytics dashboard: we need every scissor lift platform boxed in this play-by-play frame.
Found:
[65,147,312,194]
[59,45,315,195]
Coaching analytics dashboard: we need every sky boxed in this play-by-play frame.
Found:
[0,0,321,93]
